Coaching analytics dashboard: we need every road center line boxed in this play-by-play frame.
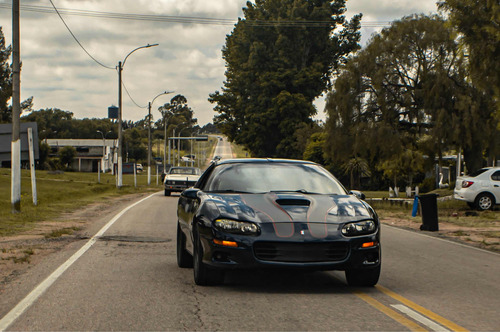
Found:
[376,285,469,332]
[0,192,158,332]
[353,291,427,331]
[391,304,450,332]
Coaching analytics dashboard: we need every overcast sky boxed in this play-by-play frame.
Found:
[0,0,439,126]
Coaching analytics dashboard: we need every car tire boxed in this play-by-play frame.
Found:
[345,265,381,287]
[475,193,494,211]
[177,223,193,268]
[193,229,224,286]
[164,189,171,196]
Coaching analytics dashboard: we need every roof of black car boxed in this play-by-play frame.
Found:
[214,158,317,166]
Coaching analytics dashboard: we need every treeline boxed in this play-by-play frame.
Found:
[211,0,499,191]
[18,94,219,167]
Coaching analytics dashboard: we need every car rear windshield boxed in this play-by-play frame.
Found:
[203,163,347,195]
[468,168,489,177]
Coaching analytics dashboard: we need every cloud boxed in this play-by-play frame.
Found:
[1,0,438,125]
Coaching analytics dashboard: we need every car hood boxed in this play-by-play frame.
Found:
[203,192,374,225]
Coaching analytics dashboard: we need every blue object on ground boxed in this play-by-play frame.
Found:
[411,196,419,217]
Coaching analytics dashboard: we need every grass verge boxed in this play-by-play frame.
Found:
[0,168,159,237]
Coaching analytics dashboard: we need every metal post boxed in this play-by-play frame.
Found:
[147,102,152,185]
[28,128,37,206]
[117,61,123,188]
[11,0,21,213]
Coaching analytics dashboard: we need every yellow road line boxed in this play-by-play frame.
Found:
[353,291,427,331]
[376,285,469,332]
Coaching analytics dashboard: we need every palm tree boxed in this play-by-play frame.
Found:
[342,157,371,189]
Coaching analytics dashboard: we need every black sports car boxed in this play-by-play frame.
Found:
[177,159,381,286]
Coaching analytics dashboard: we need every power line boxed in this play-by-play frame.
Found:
[121,79,148,109]
[0,3,392,28]
[48,0,115,70]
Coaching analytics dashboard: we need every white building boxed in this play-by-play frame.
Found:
[46,139,118,173]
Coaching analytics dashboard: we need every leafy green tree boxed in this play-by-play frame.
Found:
[0,27,12,123]
[210,0,361,158]
[325,15,496,176]
[438,0,500,121]
[157,94,198,151]
[303,132,327,165]
[59,146,76,170]
[0,27,33,123]
[342,157,371,190]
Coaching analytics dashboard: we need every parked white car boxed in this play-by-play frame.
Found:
[454,167,500,210]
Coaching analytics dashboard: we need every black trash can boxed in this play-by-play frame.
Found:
[418,194,439,231]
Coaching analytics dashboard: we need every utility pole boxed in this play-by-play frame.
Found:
[11,0,21,213]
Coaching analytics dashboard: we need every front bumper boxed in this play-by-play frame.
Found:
[165,181,197,192]
[198,223,381,271]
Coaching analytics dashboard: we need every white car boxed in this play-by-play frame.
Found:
[163,166,201,196]
[454,167,500,210]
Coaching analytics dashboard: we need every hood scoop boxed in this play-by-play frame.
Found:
[275,198,311,206]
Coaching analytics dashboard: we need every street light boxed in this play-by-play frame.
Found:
[117,43,158,188]
[147,91,173,185]
[162,110,174,167]
[173,122,187,167]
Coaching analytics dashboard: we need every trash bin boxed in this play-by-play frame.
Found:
[418,194,439,231]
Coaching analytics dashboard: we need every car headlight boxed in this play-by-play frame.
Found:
[341,220,377,236]
[214,219,260,235]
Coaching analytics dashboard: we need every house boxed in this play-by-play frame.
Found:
[46,139,118,172]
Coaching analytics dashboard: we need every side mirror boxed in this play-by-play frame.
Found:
[181,188,200,200]
[350,190,366,200]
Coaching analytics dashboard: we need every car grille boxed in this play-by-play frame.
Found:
[253,242,349,263]
[167,180,196,187]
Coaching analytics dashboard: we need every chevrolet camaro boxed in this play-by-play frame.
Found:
[176,159,381,286]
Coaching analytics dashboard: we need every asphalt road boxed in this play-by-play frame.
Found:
[1,141,499,331]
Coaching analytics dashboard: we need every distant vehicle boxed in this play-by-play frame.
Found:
[136,163,143,172]
[181,154,196,163]
[163,166,202,196]
[176,158,381,286]
[454,167,500,210]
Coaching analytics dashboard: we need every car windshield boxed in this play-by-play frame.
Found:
[170,167,200,175]
[203,162,347,195]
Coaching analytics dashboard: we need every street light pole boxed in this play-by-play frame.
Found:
[147,91,173,185]
[117,43,158,188]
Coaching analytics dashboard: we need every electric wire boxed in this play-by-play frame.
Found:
[47,0,115,70]
[0,3,391,28]
[122,79,148,109]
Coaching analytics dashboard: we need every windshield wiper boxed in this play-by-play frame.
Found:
[270,189,321,194]
[208,189,254,194]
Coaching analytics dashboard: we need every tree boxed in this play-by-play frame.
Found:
[0,26,12,123]
[157,94,198,151]
[59,146,76,170]
[303,131,327,165]
[438,0,500,122]
[325,15,497,177]
[0,27,33,123]
[210,0,361,158]
[342,157,371,190]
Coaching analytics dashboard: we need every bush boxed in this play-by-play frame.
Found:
[419,176,436,193]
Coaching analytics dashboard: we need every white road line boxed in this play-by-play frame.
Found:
[0,192,158,332]
[391,304,450,332]
[383,224,500,256]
